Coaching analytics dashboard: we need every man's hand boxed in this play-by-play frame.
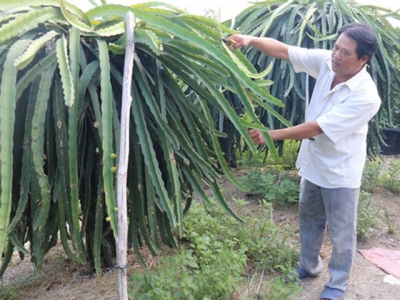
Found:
[249,129,266,145]
[249,121,323,144]
[226,35,290,61]
[226,34,252,50]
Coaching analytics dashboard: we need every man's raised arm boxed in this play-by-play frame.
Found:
[227,35,290,61]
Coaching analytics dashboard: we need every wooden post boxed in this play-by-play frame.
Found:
[117,11,135,300]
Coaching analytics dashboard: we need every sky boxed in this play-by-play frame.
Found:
[68,0,400,22]
[68,0,251,21]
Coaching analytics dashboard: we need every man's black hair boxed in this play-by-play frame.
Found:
[338,23,378,63]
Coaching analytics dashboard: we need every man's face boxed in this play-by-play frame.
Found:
[331,33,368,79]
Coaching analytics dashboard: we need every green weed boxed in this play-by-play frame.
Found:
[130,245,245,300]
[361,160,383,193]
[357,191,381,240]
[0,286,21,300]
[241,168,300,206]
[233,199,298,269]
[261,275,302,300]
[384,209,397,234]
[128,199,300,299]
[381,160,400,195]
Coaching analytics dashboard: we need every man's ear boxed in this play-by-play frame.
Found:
[360,55,369,65]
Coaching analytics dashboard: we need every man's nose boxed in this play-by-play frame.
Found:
[333,50,342,60]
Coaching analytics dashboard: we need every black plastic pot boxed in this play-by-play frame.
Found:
[380,128,400,155]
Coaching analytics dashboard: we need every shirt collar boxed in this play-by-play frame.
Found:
[326,57,368,92]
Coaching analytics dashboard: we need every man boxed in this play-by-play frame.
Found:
[228,23,381,300]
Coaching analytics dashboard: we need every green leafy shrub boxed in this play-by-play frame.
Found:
[361,160,383,193]
[130,245,245,300]
[233,199,298,270]
[130,202,247,300]
[129,199,299,299]
[265,140,300,171]
[357,191,381,240]
[0,286,21,300]
[241,168,300,206]
[381,160,400,195]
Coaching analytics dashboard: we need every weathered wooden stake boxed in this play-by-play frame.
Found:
[117,11,135,300]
